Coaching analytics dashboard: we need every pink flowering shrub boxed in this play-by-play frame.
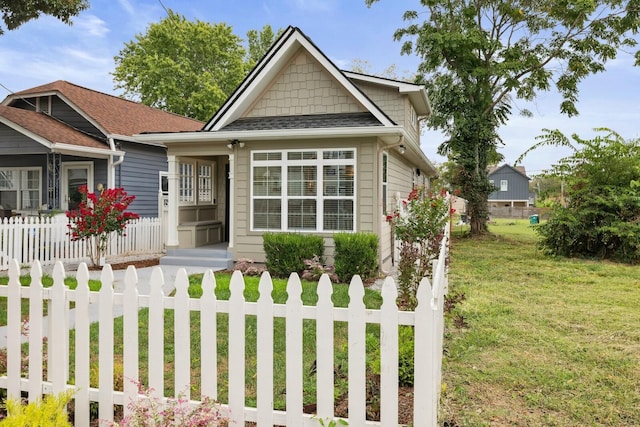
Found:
[387,186,452,309]
[104,381,227,426]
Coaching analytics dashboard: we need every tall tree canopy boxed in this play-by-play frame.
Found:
[0,0,88,35]
[366,0,640,235]
[112,11,280,121]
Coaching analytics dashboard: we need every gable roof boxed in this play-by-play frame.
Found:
[0,105,115,155]
[4,80,203,136]
[488,164,531,180]
[204,26,396,131]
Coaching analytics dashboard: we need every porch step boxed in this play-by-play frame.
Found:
[160,246,233,270]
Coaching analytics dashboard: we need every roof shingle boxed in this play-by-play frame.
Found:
[221,112,382,131]
[10,80,203,135]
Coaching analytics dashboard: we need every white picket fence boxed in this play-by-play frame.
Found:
[0,216,163,270]
[0,230,448,426]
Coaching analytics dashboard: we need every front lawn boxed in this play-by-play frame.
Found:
[441,219,640,426]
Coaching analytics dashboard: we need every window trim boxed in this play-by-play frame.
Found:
[250,148,357,232]
[0,167,42,211]
[178,159,216,206]
[382,151,388,215]
[500,179,508,192]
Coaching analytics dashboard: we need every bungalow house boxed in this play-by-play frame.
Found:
[0,81,202,217]
[135,26,438,271]
[487,164,532,208]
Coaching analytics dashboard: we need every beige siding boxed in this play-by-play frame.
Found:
[387,150,415,211]
[353,82,404,125]
[232,138,379,263]
[246,49,365,117]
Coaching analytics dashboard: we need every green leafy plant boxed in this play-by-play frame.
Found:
[233,258,266,276]
[263,232,324,277]
[0,391,74,426]
[333,232,379,283]
[66,185,139,267]
[387,187,451,309]
[301,256,338,283]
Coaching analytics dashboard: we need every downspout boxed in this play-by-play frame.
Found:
[378,135,404,275]
[108,137,125,188]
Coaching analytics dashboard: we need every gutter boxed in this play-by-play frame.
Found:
[108,136,125,188]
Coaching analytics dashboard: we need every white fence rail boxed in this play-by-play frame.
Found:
[0,216,163,270]
[0,230,448,426]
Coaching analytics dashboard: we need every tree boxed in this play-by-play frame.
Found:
[366,0,640,235]
[530,128,640,262]
[0,0,88,35]
[246,24,283,68]
[113,12,281,121]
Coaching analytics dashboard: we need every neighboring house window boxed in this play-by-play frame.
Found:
[382,152,388,214]
[251,149,356,231]
[0,168,41,211]
[179,160,215,205]
[500,180,508,191]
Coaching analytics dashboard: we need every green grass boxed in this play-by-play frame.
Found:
[71,274,384,411]
[442,218,640,426]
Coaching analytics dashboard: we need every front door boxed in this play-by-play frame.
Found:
[61,163,93,211]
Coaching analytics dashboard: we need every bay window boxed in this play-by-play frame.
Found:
[251,149,356,231]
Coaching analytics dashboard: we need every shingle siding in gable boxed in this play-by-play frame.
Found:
[353,81,404,126]
[246,50,364,117]
[116,141,167,217]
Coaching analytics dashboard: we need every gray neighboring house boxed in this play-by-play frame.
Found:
[0,81,202,217]
[136,26,439,271]
[487,164,532,208]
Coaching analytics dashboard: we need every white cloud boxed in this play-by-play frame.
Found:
[117,0,135,16]
[290,0,336,12]
[74,14,109,37]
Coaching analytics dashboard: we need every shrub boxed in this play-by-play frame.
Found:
[301,256,338,283]
[263,232,324,277]
[333,232,379,282]
[107,381,226,427]
[0,391,74,426]
[365,325,415,387]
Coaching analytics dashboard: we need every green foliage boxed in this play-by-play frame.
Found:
[387,187,450,309]
[0,0,88,35]
[0,391,73,426]
[536,129,640,263]
[333,232,379,282]
[366,326,415,387]
[263,232,324,277]
[366,0,640,235]
[112,12,281,121]
[245,24,283,68]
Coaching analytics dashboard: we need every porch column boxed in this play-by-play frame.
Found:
[167,155,179,249]
[228,153,235,249]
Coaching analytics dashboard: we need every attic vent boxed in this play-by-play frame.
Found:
[37,96,51,115]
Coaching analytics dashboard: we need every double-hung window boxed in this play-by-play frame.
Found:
[500,180,508,192]
[0,168,41,211]
[252,149,356,231]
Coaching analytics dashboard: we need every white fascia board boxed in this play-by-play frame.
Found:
[52,142,122,158]
[109,133,166,148]
[135,126,406,145]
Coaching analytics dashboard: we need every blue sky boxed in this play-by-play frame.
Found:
[1,0,638,175]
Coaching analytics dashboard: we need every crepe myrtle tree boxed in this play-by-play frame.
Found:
[66,186,139,267]
[366,0,640,235]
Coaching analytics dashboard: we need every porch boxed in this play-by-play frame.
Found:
[160,242,233,270]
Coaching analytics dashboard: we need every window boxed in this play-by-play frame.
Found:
[179,160,215,205]
[409,104,417,129]
[500,180,508,191]
[251,149,356,231]
[0,168,41,211]
[382,152,388,214]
